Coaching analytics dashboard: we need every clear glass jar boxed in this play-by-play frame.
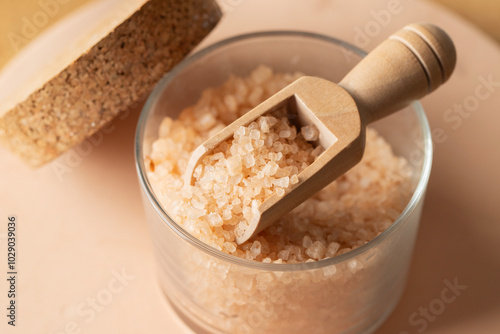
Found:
[135,31,432,334]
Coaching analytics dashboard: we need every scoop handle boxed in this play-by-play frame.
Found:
[339,23,456,124]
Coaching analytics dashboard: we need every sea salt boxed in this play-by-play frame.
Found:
[305,241,326,260]
[250,241,262,258]
[325,242,341,258]
[147,65,412,264]
[301,124,319,141]
[273,177,290,189]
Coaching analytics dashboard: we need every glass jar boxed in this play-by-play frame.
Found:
[135,31,432,334]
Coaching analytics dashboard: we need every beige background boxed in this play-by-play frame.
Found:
[1,0,500,70]
[1,0,500,334]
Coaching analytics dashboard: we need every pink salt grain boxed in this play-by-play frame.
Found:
[323,265,337,277]
[277,249,291,261]
[276,188,285,197]
[279,130,292,138]
[301,124,319,142]
[250,241,262,258]
[325,242,341,258]
[302,235,313,248]
[273,177,290,189]
[207,213,223,227]
[305,241,327,260]
[348,259,364,273]
[223,242,237,253]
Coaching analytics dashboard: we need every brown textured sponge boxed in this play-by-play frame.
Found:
[0,0,221,167]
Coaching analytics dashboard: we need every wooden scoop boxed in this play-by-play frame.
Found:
[184,23,456,244]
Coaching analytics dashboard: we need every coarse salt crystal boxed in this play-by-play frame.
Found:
[224,94,238,113]
[264,136,274,148]
[193,165,203,179]
[255,139,265,148]
[225,156,242,175]
[325,242,340,258]
[251,65,273,84]
[244,142,254,152]
[191,196,206,210]
[348,259,363,273]
[259,119,270,133]
[216,196,228,208]
[273,142,284,152]
[303,235,313,248]
[262,162,279,176]
[249,129,261,140]
[223,241,237,253]
[211,152,224,161]
[159,118,173,137]
[250,240,262,258]
[305,241,326,260]
[273,177,290,189]
[323,265,337,277]
[235,125,246,137]
[222,209,232,220]
[235,274,254,292]
[214,171,229,184]
[233,204,242,214]
[196,112,217,131]
[311,146,324,158]
[279,130,291,138]
[243,154,256,168]
[301,124,319,141]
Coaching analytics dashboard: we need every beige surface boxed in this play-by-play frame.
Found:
[1,0,500,333]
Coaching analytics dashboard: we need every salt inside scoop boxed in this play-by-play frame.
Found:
[191,110,324,240]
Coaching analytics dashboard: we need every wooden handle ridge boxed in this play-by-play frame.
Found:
[339,23,456,124]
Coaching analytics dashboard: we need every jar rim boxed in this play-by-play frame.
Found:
[135,30,433,272]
